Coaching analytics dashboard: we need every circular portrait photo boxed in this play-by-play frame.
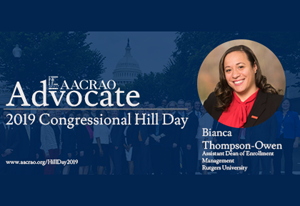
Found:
[198,40,285,128]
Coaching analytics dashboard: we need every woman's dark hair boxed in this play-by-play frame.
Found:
[214,45,278,111]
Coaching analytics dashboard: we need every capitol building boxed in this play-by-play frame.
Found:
[112,39,142,85]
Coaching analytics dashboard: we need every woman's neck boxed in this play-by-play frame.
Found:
[234,87,258,102]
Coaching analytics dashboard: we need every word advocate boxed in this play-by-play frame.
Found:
[6,78,140,107]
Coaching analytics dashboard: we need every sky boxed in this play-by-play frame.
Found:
[86,32,177,81]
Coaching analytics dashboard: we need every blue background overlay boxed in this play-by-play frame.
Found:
[0,2,300,203]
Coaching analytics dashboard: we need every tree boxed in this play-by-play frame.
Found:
[0,32,106,100]
[123,72,167,106]
[236,32,300,74]
[163,32,238,101]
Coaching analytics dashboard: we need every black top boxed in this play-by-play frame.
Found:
[126,123,149,144]
[62,126,77,154]
[110,125,124,148]
[125,124,139,146]
[203,89,284,128]
[50,125,61,150]
[75,125,93,152]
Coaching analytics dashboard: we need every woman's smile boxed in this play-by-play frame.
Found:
[233,79,245,86]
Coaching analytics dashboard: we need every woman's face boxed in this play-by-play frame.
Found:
[282,100,290,110]
[224,51,258,99]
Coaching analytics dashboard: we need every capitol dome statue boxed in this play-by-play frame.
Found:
[113,39,142,85]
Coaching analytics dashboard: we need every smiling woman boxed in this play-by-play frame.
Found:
[202,44,284,128]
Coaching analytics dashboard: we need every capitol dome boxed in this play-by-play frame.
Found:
[113,39,142,85]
